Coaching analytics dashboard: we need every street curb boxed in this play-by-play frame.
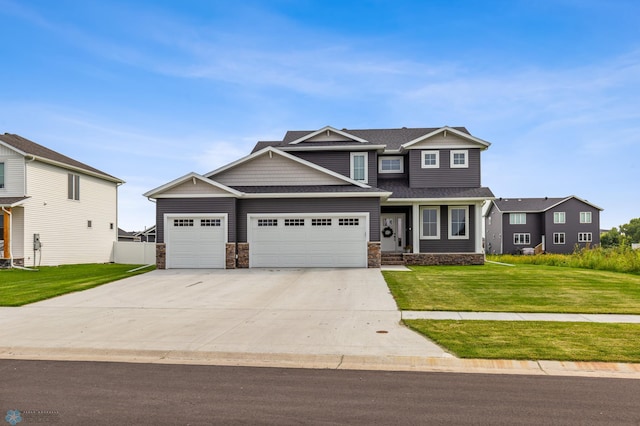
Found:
[1,347,639,379]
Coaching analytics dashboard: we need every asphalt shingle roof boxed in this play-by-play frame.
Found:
[492,197,568,212]
[0,133,122,182]
[252,126,471,152]
[376,179,494,199]
[0,196,30,207]
[230,185,390,194]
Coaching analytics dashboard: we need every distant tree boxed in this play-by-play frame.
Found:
[600,227,622,248]
[620,218,640,243]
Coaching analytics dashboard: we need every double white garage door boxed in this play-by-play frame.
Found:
[166,213,368,268]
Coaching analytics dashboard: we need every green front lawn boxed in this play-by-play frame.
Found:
[384,264,640,314]
[0,264,154,306]
[405,320,640,363]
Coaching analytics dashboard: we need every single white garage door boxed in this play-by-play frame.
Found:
[249,214,367,268]
[166,215,226,268]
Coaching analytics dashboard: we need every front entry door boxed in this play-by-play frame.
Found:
[380,213,405,252]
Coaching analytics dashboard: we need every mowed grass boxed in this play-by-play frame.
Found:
[405,320,640,363]
[0,264,154,306]
[383,263,640,314]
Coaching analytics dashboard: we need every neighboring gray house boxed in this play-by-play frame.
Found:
[484,196,603,255]
[144,126,494,269]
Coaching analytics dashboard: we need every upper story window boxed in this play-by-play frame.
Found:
[449,206,469,239]
[553,212,565,224]
[0,162,4,189]
[509,213,526,225]
[580,212,592,223]
[421,151,439,168]
[68,173,80,200]
[350,152,368,183]
[450,150,468,168]
[378,156,404,174]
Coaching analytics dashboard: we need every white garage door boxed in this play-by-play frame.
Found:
[166,215,226,268]
[249,214,367,268]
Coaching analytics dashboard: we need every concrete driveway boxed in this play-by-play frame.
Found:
[0,269,450,363]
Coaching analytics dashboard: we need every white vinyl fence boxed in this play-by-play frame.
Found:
[113,242,156,265]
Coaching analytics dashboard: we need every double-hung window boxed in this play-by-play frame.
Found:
[350,152,368,183]
[580,212,592,223]
[450,150,468,168]
[449,206,469,239]
[421,151,439,168]
[420,207,440,239]
[68,173,80,200]
[553,212,565,224]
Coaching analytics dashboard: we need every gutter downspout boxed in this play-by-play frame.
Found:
[2,206,13,267]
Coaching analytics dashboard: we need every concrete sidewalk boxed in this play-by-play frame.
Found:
[403,311,640,323]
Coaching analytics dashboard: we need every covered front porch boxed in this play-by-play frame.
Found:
[380,199,486,266]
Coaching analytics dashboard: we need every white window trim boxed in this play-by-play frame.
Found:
[378,156,404,174]
[553,232,565,245]
[513,233,530,245]
[578,232,593,243]
[553,212,566,224]
[421,150,440,169]
[450,150,468,168]
[448,206,469,240]
[580,212,592,224]
[350,152,368,183]
[420,206,440,240]
[509,213,526,225]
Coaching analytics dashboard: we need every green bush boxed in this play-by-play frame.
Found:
[489,245,640,275]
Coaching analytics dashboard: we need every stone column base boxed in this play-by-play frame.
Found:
[237,243,249,268]
[156,243,166,269]
[367,242,381,268]
[225,243,236,269]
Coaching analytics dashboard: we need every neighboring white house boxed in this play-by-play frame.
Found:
[0,133,124,267]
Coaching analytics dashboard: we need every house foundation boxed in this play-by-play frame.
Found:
[403,253,484,266]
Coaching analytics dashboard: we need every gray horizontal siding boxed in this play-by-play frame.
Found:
[544,198,601,254]
[419,205,476,253]
[237,197,380,242]
[156,198,236,243]
[292,151,378,187]
[502,212,543,254]
[409,149,481,188]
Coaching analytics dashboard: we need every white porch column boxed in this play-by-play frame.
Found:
[412,203,420,253]
[475,201,483,253]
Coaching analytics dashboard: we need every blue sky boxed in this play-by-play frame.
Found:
[1,0,638,231]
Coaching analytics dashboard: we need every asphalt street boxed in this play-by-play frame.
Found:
[1,360,639,425]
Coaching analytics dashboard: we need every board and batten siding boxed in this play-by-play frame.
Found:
[0,152,26,197]
[22,161,118,266]
[292,151,378,187]
[236,197,380,242]
[419,205,476,253]
[408,149,481,188]
[212,154,346,186]
[156,198,237,244]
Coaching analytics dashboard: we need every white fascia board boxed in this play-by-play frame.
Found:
[288,126,369,144]
[206,146,371,188]
[279,145,386,152]
[243,191,392,199]
[384,196,494,204]
[30,156,124,184]
[543,195,604,212]
[0,197,31,208]
[0,140,26,156]
[143,172,243,198]
[401,126,491,150]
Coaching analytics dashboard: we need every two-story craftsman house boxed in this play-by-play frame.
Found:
[0,133,123,267]
[144,126,494,269]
